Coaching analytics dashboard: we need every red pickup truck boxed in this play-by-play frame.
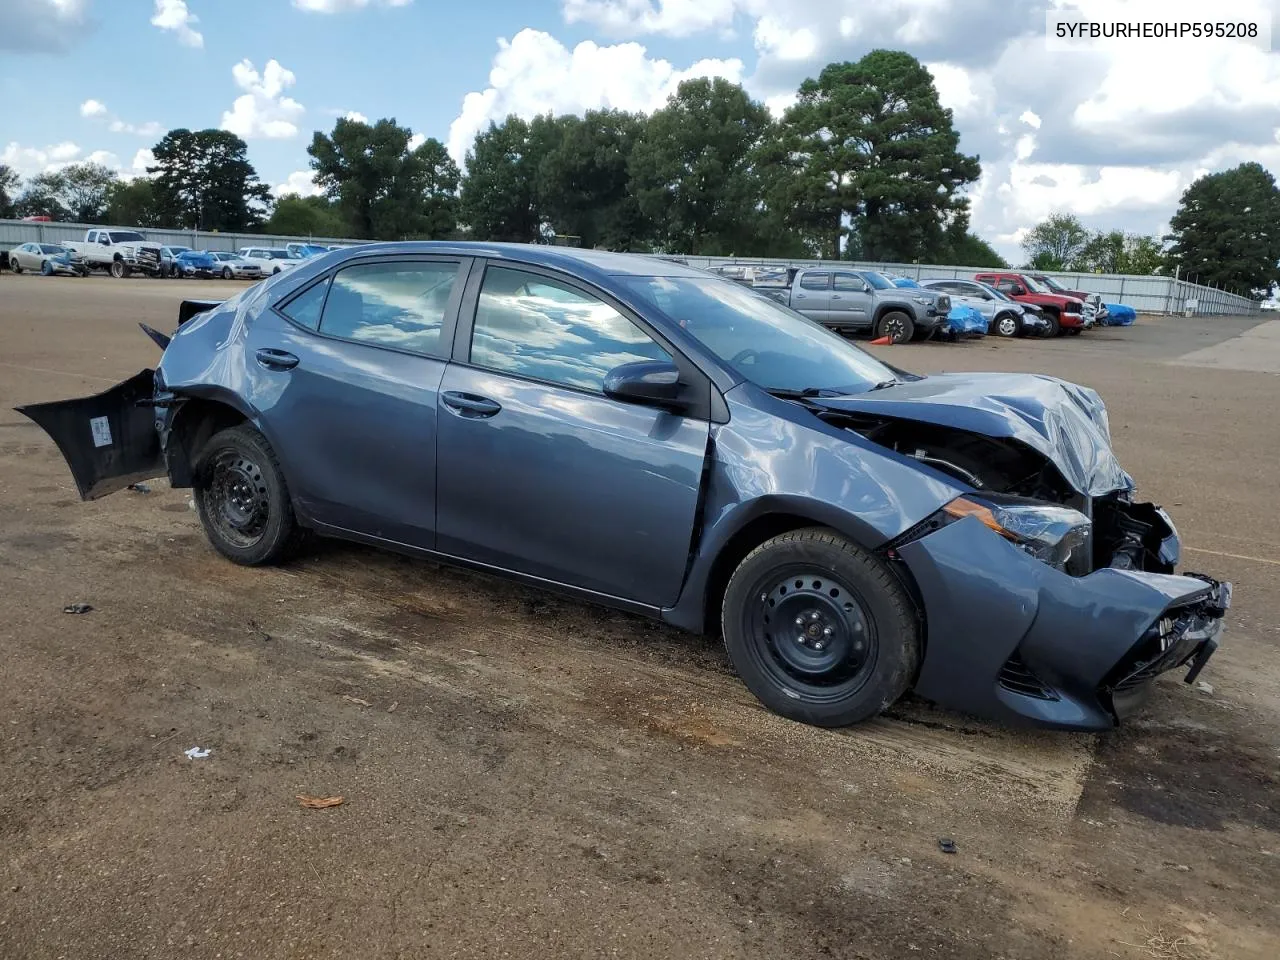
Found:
[973,272,1086,336]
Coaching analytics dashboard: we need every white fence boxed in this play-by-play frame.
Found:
[1,218,1261,316]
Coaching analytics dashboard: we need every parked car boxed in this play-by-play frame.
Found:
[939,304,988,340]
[8,242,89,276]
[159,246,191,278]
[785,268,951,342]
[238,246,297,276]
[17,243,1230,732]
[209,251,265,281]
[172,250,219,279]
[973,272,1087,336]
[286,242,331,261]
[922,278,1042,338]
[1102,303,1137,326]
[1031,275,1109,325]
[65,228,164,278]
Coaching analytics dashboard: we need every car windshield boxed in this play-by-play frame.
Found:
[623,276,901,396]
[1020,275,1051,293]
[859,271,892,291]
[110,231,146,243]
[1032,275,1066,293]
[979,283,1012,302]
[168,246,190,255]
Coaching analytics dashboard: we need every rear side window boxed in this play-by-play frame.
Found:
[799,272,830,291]
[279,280,329,331]
[318,260,460,356]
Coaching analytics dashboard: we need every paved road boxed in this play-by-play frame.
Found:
[1,275,1277,959]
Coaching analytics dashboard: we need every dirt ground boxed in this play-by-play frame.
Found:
[1,274,1278,960]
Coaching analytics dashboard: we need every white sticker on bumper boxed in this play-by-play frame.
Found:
[90,415,112,448]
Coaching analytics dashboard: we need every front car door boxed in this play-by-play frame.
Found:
[791,271,831,322]
[255,255,469,549]
[830,272,873,329]
[434,261,711,608]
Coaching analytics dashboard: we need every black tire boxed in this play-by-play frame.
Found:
[40,260,53,276]
[193,424,299,566]
[721,528,921,727]
[222,266,233,280]
[1042,309,1062,337]
[109,259,127,279]
[993,312,1020,338]
[272,266,281,275]
[11,258,22,274]
[876,310,914,344]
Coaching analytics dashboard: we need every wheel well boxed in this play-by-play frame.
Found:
[702,513,863,637]
[166,398,249,487]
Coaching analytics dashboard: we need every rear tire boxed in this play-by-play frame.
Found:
[876,311,915,344]
[721,528,921,728]
[193,425,299,566]
[11,259,22,274]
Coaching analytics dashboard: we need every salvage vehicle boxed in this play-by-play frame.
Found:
[921,278,1039,338]
[786,268,951,343]
[16,243,1230,732]
[172,249,219,279]
[7,242,89,276]
[238,246,297,276]
[286,242,331,261]
[1032,274,1109,326]
[66,228,164,278]
[1102,303,1137,326]
[973,272,1087,336]
[159,246,192,278]
[210,251,265,281]
[939,303,987,340]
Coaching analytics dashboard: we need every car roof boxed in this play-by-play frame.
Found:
[296,241,713,281]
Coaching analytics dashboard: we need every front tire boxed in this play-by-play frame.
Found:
[41,260,53,276]
[993,313,1020,338]
[876,310,915,344]
[193,425,299,566]
[1042,309,1062,337]
[109,259,128,279]
[222,266,233,280]
[721,528,921,727]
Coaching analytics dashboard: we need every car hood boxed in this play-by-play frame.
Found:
[810,372,1135,498]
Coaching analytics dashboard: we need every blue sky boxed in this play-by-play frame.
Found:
[3,0,1278,259]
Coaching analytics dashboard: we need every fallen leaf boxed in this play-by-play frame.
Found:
[341,695,371,707]
[297,795,344,809]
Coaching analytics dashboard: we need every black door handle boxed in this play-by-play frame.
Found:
[442,391,502,418]
[256,348,299,371]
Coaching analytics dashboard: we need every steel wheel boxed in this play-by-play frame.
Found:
[206,450,271,549]
[743,567,878,702]
[995,314,1019,338]
[110,259,126,278]
[222,266,233,280]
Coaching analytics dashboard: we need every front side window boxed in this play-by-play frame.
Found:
[318,260,459,355]
[833,273,866,292]
[470,266,670,393]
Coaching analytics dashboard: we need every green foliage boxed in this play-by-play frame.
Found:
[1020,213,1089,271]
[1166,162,1280,292]
[459,114,560,243]
[103,177,164,228]
[943,227,1008,268]
[780,50,980,261]
[11,163,118,222]
[0,163,21,218]
[14,171,72,221]
[311,117,460,241]
[628,77,779,256]
[1075,231,1165,275]
[265,194,346,238]
[149,128,271,231]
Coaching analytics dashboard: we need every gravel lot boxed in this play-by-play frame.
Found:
[1,274,1278,959]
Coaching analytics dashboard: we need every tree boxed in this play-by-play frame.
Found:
[309,117,460,241]
[781,51,981,261]
[1166,162,1280,291]
[1021,213,1090,271]
[459,114,563,243]
[943,227,1008,268]
[14,172,72,221]
[149,128,271,232]
[103,177,164,227]
[265,194,346,237]
[0,164,18,218]
[58,162,118,222]
[1117,235,1165,275]
[628,77,778,256]
[1076,231,1166,275]
[536,110,651,250]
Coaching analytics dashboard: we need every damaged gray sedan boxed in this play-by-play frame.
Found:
[18,243,1231,731]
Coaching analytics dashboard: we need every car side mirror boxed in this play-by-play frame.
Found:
[1010,284,1025,295]
[101,238,111,246]
[603,360,686,411]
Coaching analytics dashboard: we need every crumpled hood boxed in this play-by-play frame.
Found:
[811,372,1135,498]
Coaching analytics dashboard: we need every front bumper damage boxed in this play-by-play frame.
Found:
[898,515,1230,730]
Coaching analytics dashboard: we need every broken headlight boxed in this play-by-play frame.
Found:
[942,496,1091,570]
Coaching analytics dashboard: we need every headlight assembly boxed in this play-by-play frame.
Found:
[942,496,1091,570]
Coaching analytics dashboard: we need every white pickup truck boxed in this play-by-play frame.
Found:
[65,228,165,278]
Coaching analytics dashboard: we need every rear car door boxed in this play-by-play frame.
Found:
[254,255,469,549]
[434,261,711,607]
[790,271,831,321]
[829,272,873,329]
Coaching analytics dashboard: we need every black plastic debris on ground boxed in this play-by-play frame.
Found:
[63,603,93,615]
[938,838,957,854]
[127,482,151,493]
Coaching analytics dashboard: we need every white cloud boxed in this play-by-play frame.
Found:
[220,59,306,139]
[1019,110,1041,130]
[753,16,817,60]
[108,119,164,137]
[407,133,426,150]
[150,0,203,48]
[273,170,323,198]
[79,99,108,118]
[0,140,154,180]
[131,149,156,175]
[562,0,761,37]
[344,110,369,123]
[0,0,92,53]
[293,0,413,10]
[446,28,744,163]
